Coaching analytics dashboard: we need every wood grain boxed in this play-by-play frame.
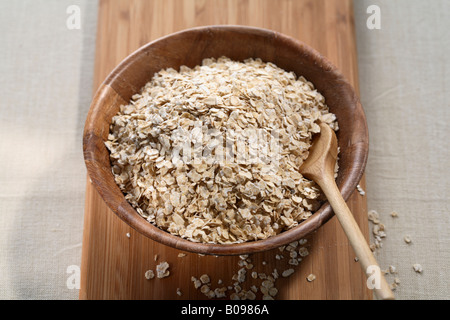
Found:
[80,0,372,300]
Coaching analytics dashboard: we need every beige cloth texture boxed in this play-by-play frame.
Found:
[0,0,448,300]
[0,0,97,299]
[354,0,450,300]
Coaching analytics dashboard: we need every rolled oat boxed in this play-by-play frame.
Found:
[106,57,338,244]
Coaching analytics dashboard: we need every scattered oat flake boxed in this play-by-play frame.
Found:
[281,269,295,278]
[191,276,202,289]
[413,264,423,273]
[306,274,316,282]
[176,288,182,296]
[200,274,211,284]
[230,293,240,300]
[404,235,412,244]
[390,211,399,218]
[206,290,215,299]
[356,184,365,196]
[214,287,227,298]
[245,290,256,300]
[298,247,309,257]
[178,253,187,258]
[156,261,170,278]
[258,273,267,280]
[200,284,210,294]
[272,269,279,280]
[288,258,299,266]
[299,239,308,245]
[261,279,274,289]
[126,232,131,238]
[144,269,154,280]
[268,287,278,297]
[368,210,380,224]
[237,268,246,283]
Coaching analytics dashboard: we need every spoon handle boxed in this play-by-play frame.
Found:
[319,177,395,300]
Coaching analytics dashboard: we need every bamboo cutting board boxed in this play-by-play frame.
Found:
[80,0,372,300]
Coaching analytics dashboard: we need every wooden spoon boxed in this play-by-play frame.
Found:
[300,122,395,300]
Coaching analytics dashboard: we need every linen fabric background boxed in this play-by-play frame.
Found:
[0,0,448,299]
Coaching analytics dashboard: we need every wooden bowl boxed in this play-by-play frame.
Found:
[83,25,368,255]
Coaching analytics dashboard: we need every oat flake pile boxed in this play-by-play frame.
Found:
[105,57,338,244]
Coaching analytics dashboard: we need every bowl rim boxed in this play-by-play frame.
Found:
[83,25,369,255]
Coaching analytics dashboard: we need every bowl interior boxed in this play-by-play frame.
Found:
[83,25,368,255]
